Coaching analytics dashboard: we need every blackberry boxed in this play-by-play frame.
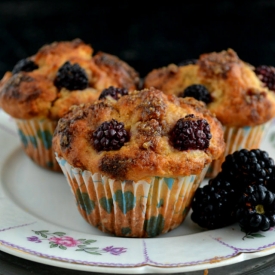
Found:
[92,119,129,151]
[180,84,212,104]
[220,149,275,188]
[178,59,198,66]
[267,170,275,193]
[12,58,38,74]
[191,176,239,229]
[170,114,212,151]
[54,61,88,90]
[99,86,128,100]
[235,185,275,232]
[255,65,275,91]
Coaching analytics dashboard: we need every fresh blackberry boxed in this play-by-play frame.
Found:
[191,176,239,229]
[92,119,129,151]
[235,185,275,232]
[180,84,212,104]
[170,114,212,151]
[98,86,128,100]
[12,58,38,74]
[255,65,275,91]
[267,170,275,193]
[178,59,198,66]
[220,149,275,188]
[54,61,88,90]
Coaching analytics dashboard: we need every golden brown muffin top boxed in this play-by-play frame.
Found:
[144,49,275,127]
[53,87,225,181]
[0,38,140,120]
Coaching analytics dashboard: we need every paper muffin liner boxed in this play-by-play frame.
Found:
[56,155,209,238]
[15,118,60,172]
[206,120,272,178]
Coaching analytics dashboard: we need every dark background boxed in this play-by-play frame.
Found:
[0,0,275,79]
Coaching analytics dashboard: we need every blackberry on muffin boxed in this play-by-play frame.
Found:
[98,86,129,100]
[255,65,275,92]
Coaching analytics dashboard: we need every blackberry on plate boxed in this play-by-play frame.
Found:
[235,185,275,232]
[54,61,88,91]
[92,119,129,151]
[170,114,212,151]
[191,175,239,229]
[220,149,275,188]
[178,59,198,66]
[12,58,38,74]
[180,84,212,104]
[255,65,275,92]
[267,170,275,193]
[99,86,128,100]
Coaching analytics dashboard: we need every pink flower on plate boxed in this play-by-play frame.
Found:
[49,236,81,247]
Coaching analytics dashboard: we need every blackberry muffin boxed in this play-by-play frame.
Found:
[144,49,275,177]
[0,38,140,171]
[53,87,225,237]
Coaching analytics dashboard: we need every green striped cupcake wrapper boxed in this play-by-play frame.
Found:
[56,154,209,238]
[16,118,60,172]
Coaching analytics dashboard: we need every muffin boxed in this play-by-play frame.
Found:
[0,38,140,171]
[143,48,275,178]
[53,87,225,237]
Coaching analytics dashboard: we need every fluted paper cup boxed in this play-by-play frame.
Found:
[56,155,209,238]
[206,120,272,178]
[15,118,60,172]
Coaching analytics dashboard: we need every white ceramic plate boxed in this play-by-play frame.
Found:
[1,109,275,274]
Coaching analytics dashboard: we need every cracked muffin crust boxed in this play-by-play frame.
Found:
[0,38,140,120]
[143,48,275,127]
[53,87,225,181]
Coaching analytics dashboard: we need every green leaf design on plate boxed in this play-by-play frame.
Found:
[250,233,265,238]
[241,228,266,239]
[99,197,113,213]
[85,252,102,255]
[53,232,66,236]
[18,129,28,147]
[37,129,52,149]
[77,245,87,248]
[59,245,67,250]
[76,189,95,214]
[144,214,165,237]
[84,240,97,244]
[114,190,135,214]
